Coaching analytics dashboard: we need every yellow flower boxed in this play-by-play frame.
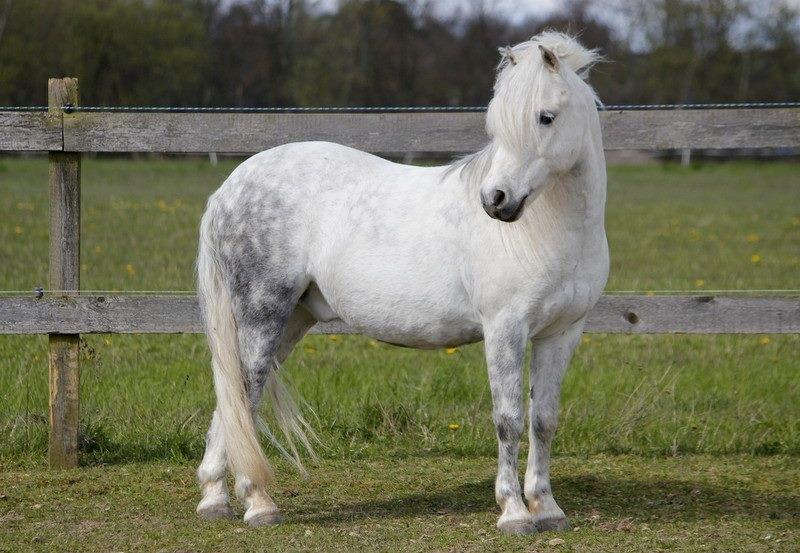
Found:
[14,226,22,235]
[445,347,458,354]
[368,339,378,348]
[750,254,761,264]
[448,423,460,431]
[581,335,592,344]
[688,228,700,241]
[694,279,705,288]
[157,199,168,211]
[328,334,339,341]
[304,345,316,353]
[745,233,759,244]
[125,263,135,275]
[759,337,771,346]
[645,290,655,297]
[93,245,102,254]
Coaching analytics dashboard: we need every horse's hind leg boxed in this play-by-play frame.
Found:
[196,410,234,519]
[235,303,318,526]
[196,306,316,523]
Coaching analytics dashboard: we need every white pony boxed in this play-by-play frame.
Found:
[195,32,607,534]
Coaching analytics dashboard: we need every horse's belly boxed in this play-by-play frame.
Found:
[312,262,482,348]
[364,317,483,349]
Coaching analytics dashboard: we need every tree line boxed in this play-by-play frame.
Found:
[0,0,797,107]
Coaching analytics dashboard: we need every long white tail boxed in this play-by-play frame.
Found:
[197,204,320,487]
[197,207,272,488]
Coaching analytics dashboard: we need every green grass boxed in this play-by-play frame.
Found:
[0,157,798,551]
[1,456,797,552]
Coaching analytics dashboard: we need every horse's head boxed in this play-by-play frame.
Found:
[478,33,601,222]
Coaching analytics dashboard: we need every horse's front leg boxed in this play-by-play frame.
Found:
[484,319,535,534]
[524,321,583,532]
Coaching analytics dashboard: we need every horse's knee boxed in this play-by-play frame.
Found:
[532,410,558,442]
[495,412,523,443]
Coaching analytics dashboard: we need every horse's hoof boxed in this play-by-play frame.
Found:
[497,517,537,535]
[533,515,570,533]
[197,502,234,520]
[244,508,282,527]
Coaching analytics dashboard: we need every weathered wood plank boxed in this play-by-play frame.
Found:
[47,77,81,470]
[599,108,800,150]
[1,295,797,335]
[63,112,487,154]
[0,111,62,151]
[585,295,800,333]
[48,334,80,468]
[61,108,800,153]
[49,154,81,292]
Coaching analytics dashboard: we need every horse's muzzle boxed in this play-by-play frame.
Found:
[481,190,528,222]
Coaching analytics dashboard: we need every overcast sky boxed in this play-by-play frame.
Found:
[313,0,561,22]
[425,0,561,22]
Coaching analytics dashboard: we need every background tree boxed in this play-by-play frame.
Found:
[0,0,797,107]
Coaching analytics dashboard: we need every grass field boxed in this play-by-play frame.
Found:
[0,157,798,551]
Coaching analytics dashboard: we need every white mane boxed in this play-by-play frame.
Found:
[450,32,601,191]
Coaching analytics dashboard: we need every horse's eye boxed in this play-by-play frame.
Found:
[539,111,556,126]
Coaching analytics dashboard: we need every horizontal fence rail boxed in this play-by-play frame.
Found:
[0,111,61,151]
[1,295,798,335]
[2,107,799,153]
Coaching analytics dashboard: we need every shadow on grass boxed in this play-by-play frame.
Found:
[290,474,799,526]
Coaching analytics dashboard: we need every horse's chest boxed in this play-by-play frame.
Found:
[530,249,608,335]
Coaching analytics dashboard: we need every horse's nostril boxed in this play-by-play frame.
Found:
[492,189,506,207]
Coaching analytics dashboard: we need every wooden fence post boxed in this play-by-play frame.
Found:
[47,78,81,469]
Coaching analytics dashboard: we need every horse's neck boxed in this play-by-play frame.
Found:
[529,148,606,236]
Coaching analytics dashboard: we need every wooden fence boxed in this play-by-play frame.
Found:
[1,78,799,469]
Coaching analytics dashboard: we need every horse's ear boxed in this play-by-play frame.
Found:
[498,46,517,66]
[538,45,560,72]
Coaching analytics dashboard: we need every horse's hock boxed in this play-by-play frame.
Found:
[0,77,799,468]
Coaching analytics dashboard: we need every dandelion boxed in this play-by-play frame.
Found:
[759,337,771,346]
[125,263,135,275]
[745,233,759,244]
[328,335,339,341]
[445,347,458,354]
[793,216,800,226]
[157,199,168,211]
[581,336,592,344]
[448,423,460,431]
[93,245,102,254]
[750,254,761,264]
[694,279,705,288]
[688,228,700,241]
[368,339,378,348]
[645,290,655,297]
[304,345,317,354]
[14,226,22,235]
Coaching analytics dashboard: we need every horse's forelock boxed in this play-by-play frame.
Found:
[445,34,600,189]
[533,32,602,78]
[486,33,600,156]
